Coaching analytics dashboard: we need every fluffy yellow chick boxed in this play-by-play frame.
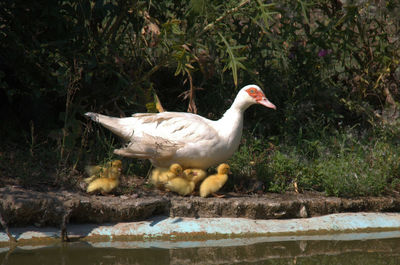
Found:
[84,160,123,183]
[86,165,121,194]
[150,163,183,188]
[199,163,230,198]
[183,168,207,185]
[165,176,195,196]
[149,167,168,186]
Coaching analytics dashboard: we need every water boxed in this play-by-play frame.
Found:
[1,236,400,265]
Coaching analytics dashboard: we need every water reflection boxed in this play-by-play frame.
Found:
[1,237,400,265]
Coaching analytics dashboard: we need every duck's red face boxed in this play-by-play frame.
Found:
[245,87,276,110]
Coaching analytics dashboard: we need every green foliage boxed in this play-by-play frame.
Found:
[230,128,400,196]
[2,0,399,138]
[229,137,268,177]
[263,150,301,193]
[318,140,400,197]
[219,33,247,87]
[1,0,400,196]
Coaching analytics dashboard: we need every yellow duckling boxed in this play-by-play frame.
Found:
[150,163,183,188]
[165,174,195,196]
[150,167,168,186]
[86,164,122,194]
[84,160,123,183]
[199,163,230,198]
[183,168,207,185]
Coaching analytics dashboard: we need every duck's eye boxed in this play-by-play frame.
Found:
[245,87,260,97]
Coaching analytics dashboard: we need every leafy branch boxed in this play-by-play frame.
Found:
[202,0,250,32]
[219,33,247,87]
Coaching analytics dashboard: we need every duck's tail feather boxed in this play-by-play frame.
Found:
[84,112,135,140]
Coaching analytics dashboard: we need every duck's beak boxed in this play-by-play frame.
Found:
[258,98,276,110]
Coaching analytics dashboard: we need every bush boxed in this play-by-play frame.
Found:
[1,0,399,196]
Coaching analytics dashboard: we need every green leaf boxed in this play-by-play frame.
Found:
[219,33,247,87]
[298,0,312,25]
[256,0,278,30]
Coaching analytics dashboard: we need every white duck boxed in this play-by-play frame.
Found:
[85,84,276,169]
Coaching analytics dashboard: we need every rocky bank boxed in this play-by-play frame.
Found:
[1,186,400,228]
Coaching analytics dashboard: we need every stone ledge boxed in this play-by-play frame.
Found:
[1,186,400,227]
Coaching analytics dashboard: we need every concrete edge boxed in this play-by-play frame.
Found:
[1,212,400,250]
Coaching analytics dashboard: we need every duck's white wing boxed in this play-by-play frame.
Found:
[113,112,218,159]
[132,112,218,142]
[86,111,218,142]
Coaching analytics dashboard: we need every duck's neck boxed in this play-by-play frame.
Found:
[216,94,251,140]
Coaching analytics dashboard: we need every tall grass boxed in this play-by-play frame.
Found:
[229,125,400,197]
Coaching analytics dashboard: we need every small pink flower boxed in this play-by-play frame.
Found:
[318,49,332,57]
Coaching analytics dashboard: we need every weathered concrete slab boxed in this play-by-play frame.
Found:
[86,230,400,250]
[1,212,400,245]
